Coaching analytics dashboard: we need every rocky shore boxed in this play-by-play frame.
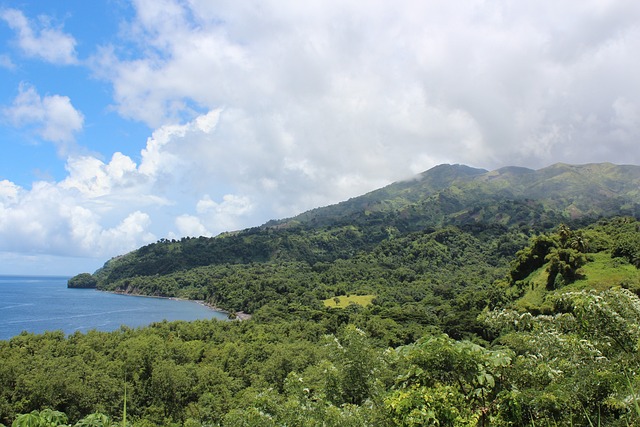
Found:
[108,289,252,321]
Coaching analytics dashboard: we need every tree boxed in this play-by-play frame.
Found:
[385,334,512,426]
[510,234,556,283]
[324,325,382,406]
[544,246,586,289]
[612,233,640,268]
[74,413,117,427]
[11,410,68,427]
[67,273,97,289]
[150,359,196,421]
[480,287,640,425]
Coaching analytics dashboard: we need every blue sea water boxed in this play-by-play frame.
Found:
[0,275,228,341]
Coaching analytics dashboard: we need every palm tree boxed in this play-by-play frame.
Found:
[557,224,572,248]
[570,234,589,253]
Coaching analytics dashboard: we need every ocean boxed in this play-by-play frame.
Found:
[0,275,228,341]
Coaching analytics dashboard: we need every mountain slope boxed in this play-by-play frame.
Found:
[85,162,640,290]
[274,162,640,228]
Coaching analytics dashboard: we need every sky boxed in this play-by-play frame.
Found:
[0,0,639,275]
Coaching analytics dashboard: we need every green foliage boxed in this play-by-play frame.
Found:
[73,413,117,427]
[90,225,521,340]
[4,162,640,426]
[509,220,640,316]
[544,247,587,289]
[510,224,589,290]
[91,163,640,291]
[11,410,68,427]
[67,273,97,289]
[9,411,120,427]
[481,287,640,425]
[612,233,640,268]
[573,252,640,291]
[510,234,557,283]
[3,284,640,425]
[386,334,512,426]
[323,325,381,406]
[555,288,640,355]
[385,384,478,427]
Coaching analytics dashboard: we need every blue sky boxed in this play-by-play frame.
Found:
[0,0,145,185]
[1,0,639,275]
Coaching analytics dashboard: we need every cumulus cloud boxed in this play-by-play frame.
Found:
[175,215,210,238]
[61,153,140,199]
[194,194,254,233]
[0,111,253,261]
[0,8,78,64]
[3,83,84,151]
[0,165,157,263]
[90,0,640,174]
[0,176,156,259]
[3,1,640,272]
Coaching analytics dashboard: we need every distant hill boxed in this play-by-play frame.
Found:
[81,162,640,294]
[271,162,640,229]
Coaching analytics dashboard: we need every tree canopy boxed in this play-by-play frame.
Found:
[4,217,640,426]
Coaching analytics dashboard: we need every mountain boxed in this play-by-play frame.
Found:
[272,162,640,229]
[266,164,489,229]
[83,162,640,290]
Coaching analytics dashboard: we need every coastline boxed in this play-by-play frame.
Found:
[196,299,252,321]
[104,289,252,321]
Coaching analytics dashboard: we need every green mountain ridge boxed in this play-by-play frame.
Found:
[86,162,640,290]
[275,162,640,228]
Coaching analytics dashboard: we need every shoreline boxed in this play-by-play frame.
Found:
[103,289,252,321]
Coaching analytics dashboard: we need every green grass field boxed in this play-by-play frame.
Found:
[514,251,640,313]
[573,252,640,290]
[323,294,376,308]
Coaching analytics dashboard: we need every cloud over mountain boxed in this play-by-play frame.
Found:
[0,0,639,273]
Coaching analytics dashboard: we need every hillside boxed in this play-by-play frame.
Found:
[9,212,640,426]
[274,162,640,228]
[63,162,640,339]
[6,162,640,426]
[84,162,640,292]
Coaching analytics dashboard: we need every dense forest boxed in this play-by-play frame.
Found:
[4,163,640,426]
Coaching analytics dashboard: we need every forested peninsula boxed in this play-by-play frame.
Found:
[3,162,640,426]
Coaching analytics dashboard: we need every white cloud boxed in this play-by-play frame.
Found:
[3,83,84,151]
[4,1,640,273]
[0,180,20,203]
[611,97,640,137]
[80,0,640,250]
[0,111,250,263]
[0,175,157,261]
[194,194,254,232]
[0,54,15,70]
[89,0,640,174]
[98,211,156,255]
[0,148,162,263]
[61,153,139,198]
[175,215,210,238]
[0,8,78,65]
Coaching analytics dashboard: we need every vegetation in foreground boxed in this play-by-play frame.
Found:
[2,217,640,426]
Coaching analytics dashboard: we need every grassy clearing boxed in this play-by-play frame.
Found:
[572,252,640,291]
[514,267,551,313]
[514,252,640,313]
[323,294,376,308]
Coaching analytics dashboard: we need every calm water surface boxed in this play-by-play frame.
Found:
[0,275,228,340]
